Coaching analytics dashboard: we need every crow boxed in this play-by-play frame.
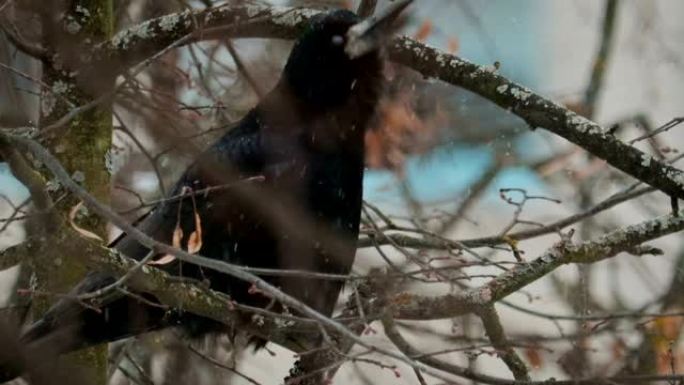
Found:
[0,1,413,379]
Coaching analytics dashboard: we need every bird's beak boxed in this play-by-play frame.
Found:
[345,0,414,59]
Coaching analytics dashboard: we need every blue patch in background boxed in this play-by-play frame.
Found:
[0,164,29,204]
[364,144,549,208]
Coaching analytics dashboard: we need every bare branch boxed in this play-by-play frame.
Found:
[393,208,684,320]
[356,0,378,18]
[0,131,468,385]
[583,0,620,117]
[0,136,52,213]
[476,305,530,381]
[359,181,658,250]
[382,314,684,385]
[0,22,48,59]
[388,36,684,201]
[93,5,317,76]
[94,4,684,201]
[0,242,31,270]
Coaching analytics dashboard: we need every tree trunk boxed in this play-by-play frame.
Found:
[34,0,115,382]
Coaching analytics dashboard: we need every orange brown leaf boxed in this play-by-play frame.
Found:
[447,37,460,53]
[68,201,105,242]
[149,224,182,265]
[414,19,433,42]
[187,213,203,254]
[524,347,543,369]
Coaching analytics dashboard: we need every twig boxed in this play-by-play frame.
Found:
[476,305,530,381]
[0,196,29,233]
[0,242,31,270]
[225,40,265,99]
[0,22,48,59]
[392,208,684,320]
[0,138,52,212]
[0,0,12,13]
[112,110,168,197]
[356,0,378,18]
[0,132,463,385]
[94,4,684,199]
[186,345,261,385]
[382,313,684,385]
[437,156,502,235]
[388,36,684,201]
[584,0,620,117]
[629,117,684,144]
[117,176,265,215]
[358,180,659,250]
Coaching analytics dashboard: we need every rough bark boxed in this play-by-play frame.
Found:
[34,0,115,381]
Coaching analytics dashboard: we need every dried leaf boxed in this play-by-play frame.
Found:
[248,283,266,296]
[172,224,183,248]
[148,225,182,265]
[650,314,684,374]
[149,254,177,266]
[68,202,104,242]
[564,100,590,116]
[392,292,414,305]
[447,37,460,53]
[502,235,519,248]
[654,315,683,340]
[524,347,543,369]
[187,213,203,254]
[611,339,626,360]
[414,19,433,42]
[365,90,442,171]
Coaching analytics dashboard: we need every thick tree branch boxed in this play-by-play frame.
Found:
[93,4,684,202]
[0,136,53,214]
[2,121,683,385]
[393,208,684,320]
[388,36,684,201]
[3,5,682,381]
[1,132,342,329]
[0,131,467,385]
[92,5,317,76]
[0,23,49,60]
[0,242,31,270]
[62,234,316,349]
[13,125,673,327]
[382,313,684,385]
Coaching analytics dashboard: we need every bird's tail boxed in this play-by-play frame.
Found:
[0,273,168,383]
[34,279,168,349]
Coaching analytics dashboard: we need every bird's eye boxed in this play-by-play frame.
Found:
[331,35,344,46]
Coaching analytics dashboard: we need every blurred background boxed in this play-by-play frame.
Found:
[2,0,684,383]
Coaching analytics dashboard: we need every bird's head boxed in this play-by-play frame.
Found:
[284,0,412,108]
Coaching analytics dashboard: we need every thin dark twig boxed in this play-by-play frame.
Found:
[357,0,378,17]
[186,345,262,385]
[629,117,684,144]
[0,21,48,59]
[0,196,29,233]
[477,305,530,380]
[117,176,265,215]
[584,0,620,117]
[113,110,168,197]
[225,40,265,99]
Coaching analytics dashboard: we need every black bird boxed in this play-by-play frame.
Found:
[1,0,412,377]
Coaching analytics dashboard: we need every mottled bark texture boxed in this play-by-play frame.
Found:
[32,0,115,381]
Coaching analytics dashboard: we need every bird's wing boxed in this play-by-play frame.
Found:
[113,113,267,261]
[21,113,271,351]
